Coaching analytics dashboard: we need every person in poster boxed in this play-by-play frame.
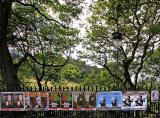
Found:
[2,94,13,108]
[97,92,107,109]
[97,91,122,110]
[73,92,85,109]
[49,92,61,110]
[14,93,24,108]
[25,92,48,111]
[122,96,133,107]
[1,92,25,111]
[73,92,96,110]
[25,96,33,109]
[151,91,159,102]
[60,92,72,109]
[122,91,147,110]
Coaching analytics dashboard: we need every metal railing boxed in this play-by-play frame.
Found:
[0,86,159,118]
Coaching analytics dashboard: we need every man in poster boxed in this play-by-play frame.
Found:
[73,92,96,110]
[122,91,147,110]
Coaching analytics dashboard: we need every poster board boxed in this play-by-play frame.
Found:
[49,92,73,110]
[97,91,122,110]
[1,92,25,111]
[25,92,48,111]
[73,91,96,110]
[151,90,159,102]
[122,91,147,110]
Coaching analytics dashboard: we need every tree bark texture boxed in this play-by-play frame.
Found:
[0,1,20,91]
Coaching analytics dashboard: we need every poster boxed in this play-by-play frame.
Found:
[97,91,122,110]
[1,92,25,111]
[73,91,96,110]
[60,92,73,110]
[0,93,1,110]
[122,91,147,110]
[25,92,48,111]
[49,92,73,110]
[151,90,159,102]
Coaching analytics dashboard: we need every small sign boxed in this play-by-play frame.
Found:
[151,91,159,102]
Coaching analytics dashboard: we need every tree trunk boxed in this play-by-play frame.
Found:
[37,78,42,91]
[0,1,20,91]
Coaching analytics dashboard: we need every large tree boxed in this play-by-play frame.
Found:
[0,0,82,90]
[83,0,160,89]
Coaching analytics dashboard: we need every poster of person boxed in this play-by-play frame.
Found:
[49,92,61,110]
[122,91,147,110]
[25,92,48,111]
[60,92,73,110]
[1,92,25,111]
[97,91,122,110]
[151,90,159,102]
[73,91,96,110]
[0,93,1,110]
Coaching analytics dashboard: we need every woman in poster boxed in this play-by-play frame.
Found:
[5,94,13,108]
[25,96,33,108]
[16,94,24,108]
[35,96,44,108]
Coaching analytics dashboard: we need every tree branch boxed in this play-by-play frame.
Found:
[14,0,68,28]
[103,59,123,82]
[15,53,29,69]
[28,53,70,67]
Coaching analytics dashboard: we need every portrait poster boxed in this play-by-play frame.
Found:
[49,92,73,110]
[151,90,159,102]
[73,91,96,110]
[1,92,25,111]
[59,92,73,110]
[96,91,122,110]
[0,93,1,110]
[25,92,48,111]
[122,91,147,110]
[49,92,61,110]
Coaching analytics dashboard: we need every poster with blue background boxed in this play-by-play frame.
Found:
[97,91,122,110]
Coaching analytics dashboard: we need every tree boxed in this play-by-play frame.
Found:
[0,0,82,90]
[83,0,160,89]
[140,46,160,89]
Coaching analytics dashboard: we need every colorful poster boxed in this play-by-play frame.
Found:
[49,92,73,110]
[97,91,122,110]
[60,92,73,110]
[25,92,48,111]
[122,91,147,110]
[151,91,159,102]
[0,93,1,110]
[49,92,61,110]
[1,92,25,111]
[73,91,96,110]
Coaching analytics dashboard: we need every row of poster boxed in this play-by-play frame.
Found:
[0,91,159,111]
